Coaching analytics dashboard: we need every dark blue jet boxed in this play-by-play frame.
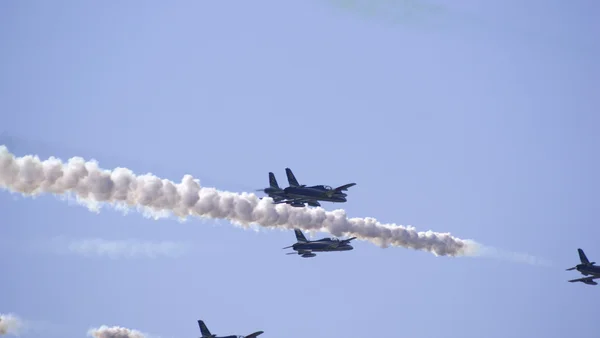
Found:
[566,248,600,285]
[283,229,357,258]
[197,319,264,338]
[271,168,355,207]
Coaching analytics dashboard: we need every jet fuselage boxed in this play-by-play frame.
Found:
[204,334,259,338]
[292,240,353,252]
[576,265,600,276]
[283,186,347,202]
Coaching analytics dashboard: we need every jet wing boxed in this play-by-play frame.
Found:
[245,331,264,338]
[297,249,317,257]
[568,276,600,283]
[334,183,356,191]
[272,198,303,204]
[273,198,320,206]
[287,198,308,204]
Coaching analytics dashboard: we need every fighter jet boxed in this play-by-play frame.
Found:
[282,229,356,258]
[270,168,355,207]
[566,248,600,285]
[197,319,264,338]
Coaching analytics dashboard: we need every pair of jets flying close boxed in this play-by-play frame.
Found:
[256,167,356,208]
[257,168,357,258]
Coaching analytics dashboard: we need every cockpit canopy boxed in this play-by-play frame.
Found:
[323,185,332,190]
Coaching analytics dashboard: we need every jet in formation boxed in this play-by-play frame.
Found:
[256,168,356,207]
[566,248,600,285]
[197,319,264,338]
[283,229,356,258]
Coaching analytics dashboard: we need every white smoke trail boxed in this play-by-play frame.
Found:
[87,325,148,338]
[0,145,472,257]
[46,236,189,259]
[0,313,23,336]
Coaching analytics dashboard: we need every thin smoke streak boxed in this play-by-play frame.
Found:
[473,244,553,267]
[46,236,190,259]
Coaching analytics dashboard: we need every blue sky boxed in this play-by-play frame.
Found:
[1,1,599,337]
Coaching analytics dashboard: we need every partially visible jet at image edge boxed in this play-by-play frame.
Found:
[566,248,600,285]
[197,319,264,338]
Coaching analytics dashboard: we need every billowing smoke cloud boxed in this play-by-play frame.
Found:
[0,313,23,336]
[87,325,147,338]
[0,145,473,257]
[47,236,189,259]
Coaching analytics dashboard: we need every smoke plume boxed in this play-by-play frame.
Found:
[0,145,474,257]
[87,325,147,338]
[0,313,22,336]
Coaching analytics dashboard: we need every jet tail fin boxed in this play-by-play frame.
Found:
[285,168,300,187]
[269,172,280,189]
[294,229,308,242]
[197,320,211,337]
[578,248,591,265]
[245,331,264,338]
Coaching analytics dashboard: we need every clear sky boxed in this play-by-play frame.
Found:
[1,1,599,337]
